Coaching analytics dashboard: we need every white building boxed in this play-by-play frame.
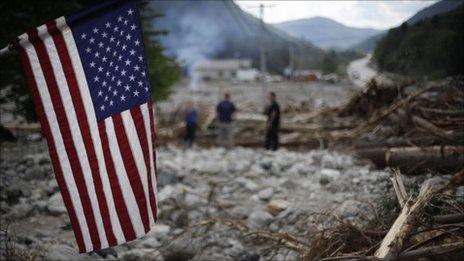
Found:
[193,59,258,82]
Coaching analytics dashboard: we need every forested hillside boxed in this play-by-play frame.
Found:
[373,6,464,78]
[351,0,463,53]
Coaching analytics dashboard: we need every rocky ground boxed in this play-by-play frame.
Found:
[1,137,448,261]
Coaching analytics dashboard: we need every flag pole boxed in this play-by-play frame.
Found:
[0,44,13,57]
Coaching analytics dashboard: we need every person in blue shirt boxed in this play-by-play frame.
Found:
[184,101,198,148]
[216,92,236,148]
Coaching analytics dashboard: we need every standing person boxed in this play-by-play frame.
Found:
[184,101,198,148]
[265,92,280,151]
[216,92,236,149]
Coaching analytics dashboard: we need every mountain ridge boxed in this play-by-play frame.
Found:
[150,0,325,73]
[274,16,381,50]
[406,0,464,24]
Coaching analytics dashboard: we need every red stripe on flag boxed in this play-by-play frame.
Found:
[148,101,157,178]
[130,107,157,219]
[15,41,86,252]
[147,101,157,220]
[46,20,117,246]
[98,122,136,241]
[27,29,101,250]
[112,114,150,232]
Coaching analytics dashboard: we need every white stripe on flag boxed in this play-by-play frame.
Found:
[141,103,158,220]
[104,118,146,237]
[37,24,109,249]
[19,35,93,252]
[121,109,154,225]
[57,17,126,244]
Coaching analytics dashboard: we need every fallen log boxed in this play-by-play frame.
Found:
[412,116,454,140]
[419,107,464,116]
[374,182,434,259]
[433,213,464,224]
[356,146,464,173]
[353,133,464,149]
[397,241,464,260]
[2,122,42,135]
[281,121,356,132]
[288,107,339,123]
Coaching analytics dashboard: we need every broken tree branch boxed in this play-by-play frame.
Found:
[374,181,435,259]
[390,169,408,207]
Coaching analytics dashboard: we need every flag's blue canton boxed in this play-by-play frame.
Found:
[67,1,150,121]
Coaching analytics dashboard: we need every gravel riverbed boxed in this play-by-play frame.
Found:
[1,139,441,260]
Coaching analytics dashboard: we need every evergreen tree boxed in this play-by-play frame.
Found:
[139,1,180,101]
[373,7,464,78]
[321,51,337,74]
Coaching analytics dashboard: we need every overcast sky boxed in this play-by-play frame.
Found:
[235,0,438,30]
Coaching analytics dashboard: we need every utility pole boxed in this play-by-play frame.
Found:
[259,4,267,109]
[249,3,273,109]
[288,45,294,80]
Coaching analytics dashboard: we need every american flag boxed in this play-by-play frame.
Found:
[14,0,157,253]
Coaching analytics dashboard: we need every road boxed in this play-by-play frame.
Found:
[347,54,388,88]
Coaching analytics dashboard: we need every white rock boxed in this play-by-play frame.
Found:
[286,162,308,176]
[320,168,341,179]
[321,154,338,168]
[247,210,273,228]
[267,200,290,216]
[48,192,67,215]
[258,188,274,200]
[44,244,89,260]
[235,177,258,191]
[46,179,59,193]
[140,237,161,248]
[122,249,154,260]
[158,184,185,203]
[8,202,32,219]
[147,224,171,240]
[142,250,164,260]
[184,193,206,209]
[335,199,362,218]
[197,161,224,174]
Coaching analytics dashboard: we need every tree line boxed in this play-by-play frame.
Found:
[373,6,464,79]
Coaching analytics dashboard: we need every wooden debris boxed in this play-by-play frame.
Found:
[390,169,408,207]
[356,146,464,173]
[397,241,464,260]
[412,115,454,140]
[433,213,464,224]
[374,182,434,259]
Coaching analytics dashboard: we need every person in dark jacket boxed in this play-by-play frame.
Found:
[216,92,236,148]
[265,92,280,150]
[184,101,198,148]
